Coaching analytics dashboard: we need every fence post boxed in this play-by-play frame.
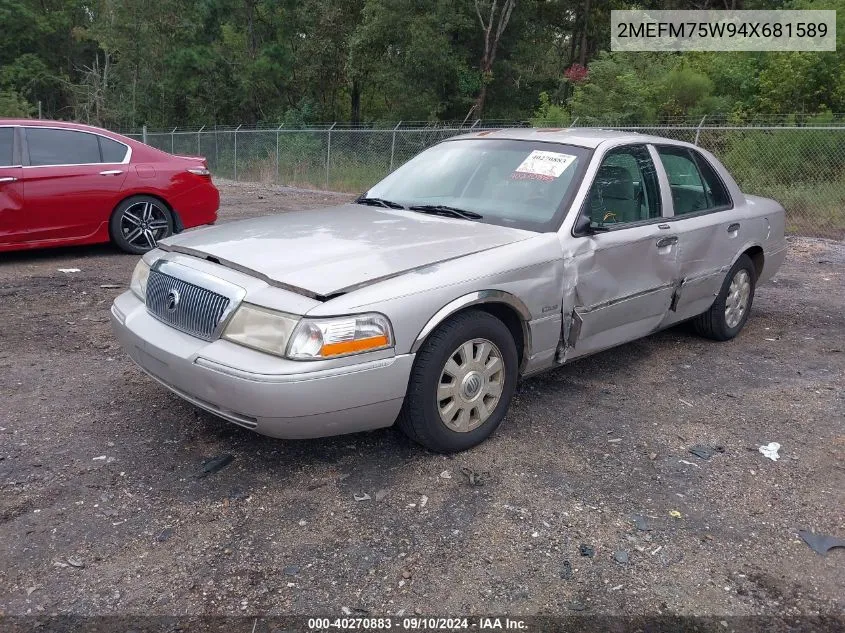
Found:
[142,125,147,145]
[276,124,283,184]
[214,125,218,171]
[326,122,336,189]
[197,125,204,156]
[694,115,707,146]
[389,121,402,171]
[171,126,177,154]
[234,124,242,181]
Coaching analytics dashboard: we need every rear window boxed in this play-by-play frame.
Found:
[656,145,732,215]
[0,127,13,166]
[99,135,129,163]
[692,150,731,209]
[26,128,101,166]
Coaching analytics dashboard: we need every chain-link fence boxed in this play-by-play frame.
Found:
[122,121,845,239]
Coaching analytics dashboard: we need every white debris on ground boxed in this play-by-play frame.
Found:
[758,442,782,461]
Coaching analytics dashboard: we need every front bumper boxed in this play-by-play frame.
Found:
[110,291,412,439]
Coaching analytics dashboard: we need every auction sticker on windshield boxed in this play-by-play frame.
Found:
[512,150,577,181]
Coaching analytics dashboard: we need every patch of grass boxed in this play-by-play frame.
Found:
[747,179,845,239]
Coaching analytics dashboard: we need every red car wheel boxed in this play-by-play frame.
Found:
[109,195,174,254]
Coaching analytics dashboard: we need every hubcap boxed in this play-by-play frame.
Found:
[725,269,751,329]
[120,201,169,250]
[437,338,505,433]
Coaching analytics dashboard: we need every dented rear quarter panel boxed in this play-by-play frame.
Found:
[744,194,788,284]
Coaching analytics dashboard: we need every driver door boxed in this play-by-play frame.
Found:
[565,144,679,359]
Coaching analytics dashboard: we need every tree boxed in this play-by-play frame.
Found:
[1,0,841,127]
[0,89,34,117]
[350,0,475,121]
[471,0,516,119]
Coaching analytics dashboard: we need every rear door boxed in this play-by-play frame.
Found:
[565,144,679,358]
[654,145,740,323]
[20,127,128,244]
[0,126,24,246]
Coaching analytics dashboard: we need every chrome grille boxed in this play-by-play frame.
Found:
[146,270,230,340]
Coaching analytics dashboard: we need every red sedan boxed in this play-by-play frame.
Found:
[0,120,219,254]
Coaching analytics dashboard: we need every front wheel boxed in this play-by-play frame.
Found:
[397,310,518,453]
[110,196,174,254]
[693,253,756,341]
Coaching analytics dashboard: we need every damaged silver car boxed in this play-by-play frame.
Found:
[111,129,786,452]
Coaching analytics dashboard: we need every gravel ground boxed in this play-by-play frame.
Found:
[0,181,843,622]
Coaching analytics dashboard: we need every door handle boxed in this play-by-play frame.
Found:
[0,176,18,183]
[656,236,678,248]
[99,169,124,176]
[727,223,740,232]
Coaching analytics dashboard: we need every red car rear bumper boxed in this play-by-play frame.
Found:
[169,181,219,230]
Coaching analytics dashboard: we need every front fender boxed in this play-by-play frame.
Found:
[409,289,532,354]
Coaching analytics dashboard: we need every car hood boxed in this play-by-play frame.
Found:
[159,204,533,298]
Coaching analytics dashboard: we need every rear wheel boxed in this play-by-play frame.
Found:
[397,310,518,453]
[110,196,173,254]
[693,253,756,341]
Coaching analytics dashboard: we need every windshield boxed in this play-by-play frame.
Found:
[363,138,592,232]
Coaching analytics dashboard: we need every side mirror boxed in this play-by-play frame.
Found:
[573,210,609,236]
[573,212,594,236]
[572,213,608,235]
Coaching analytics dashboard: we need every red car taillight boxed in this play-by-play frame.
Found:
[187,166,211,177]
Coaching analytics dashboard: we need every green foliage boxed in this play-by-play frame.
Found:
[723,111,844,186]
[530,91,570,126]
[567,52,674,124]
[1,0,843,128]
[658,66,713,116]
[0,88,33,117]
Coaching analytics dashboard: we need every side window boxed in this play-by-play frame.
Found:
[99,135,129,163]
[0,128,14,166]
[25,128,101,166]
[657,146,731,215]
[692,150,731,209]
[586,144,661,227]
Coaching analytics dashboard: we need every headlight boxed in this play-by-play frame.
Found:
[130,259,150,301]
[222,303,299,357]
[287,313,393,359]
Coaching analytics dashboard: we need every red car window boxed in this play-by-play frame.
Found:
[99,135,129,163]
[0,128,13,166]
[26,128,101,166]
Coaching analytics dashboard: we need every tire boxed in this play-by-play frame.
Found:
[693,253,756,341]
[397,309,518,453]
[110,196,174,254]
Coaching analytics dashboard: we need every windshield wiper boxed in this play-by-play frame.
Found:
[408,204,483,220]
[355,196,405,209]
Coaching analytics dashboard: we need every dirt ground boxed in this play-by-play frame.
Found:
[1,180,843,624]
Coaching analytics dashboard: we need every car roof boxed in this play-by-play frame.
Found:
[0,118,113,133]
[447,127,690,150]
[0,118,142,147]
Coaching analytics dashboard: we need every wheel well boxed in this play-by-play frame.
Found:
[472,303,526,368]
[743,246,764,280]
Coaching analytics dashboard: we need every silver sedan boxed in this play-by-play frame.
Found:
[111,129,786,452]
